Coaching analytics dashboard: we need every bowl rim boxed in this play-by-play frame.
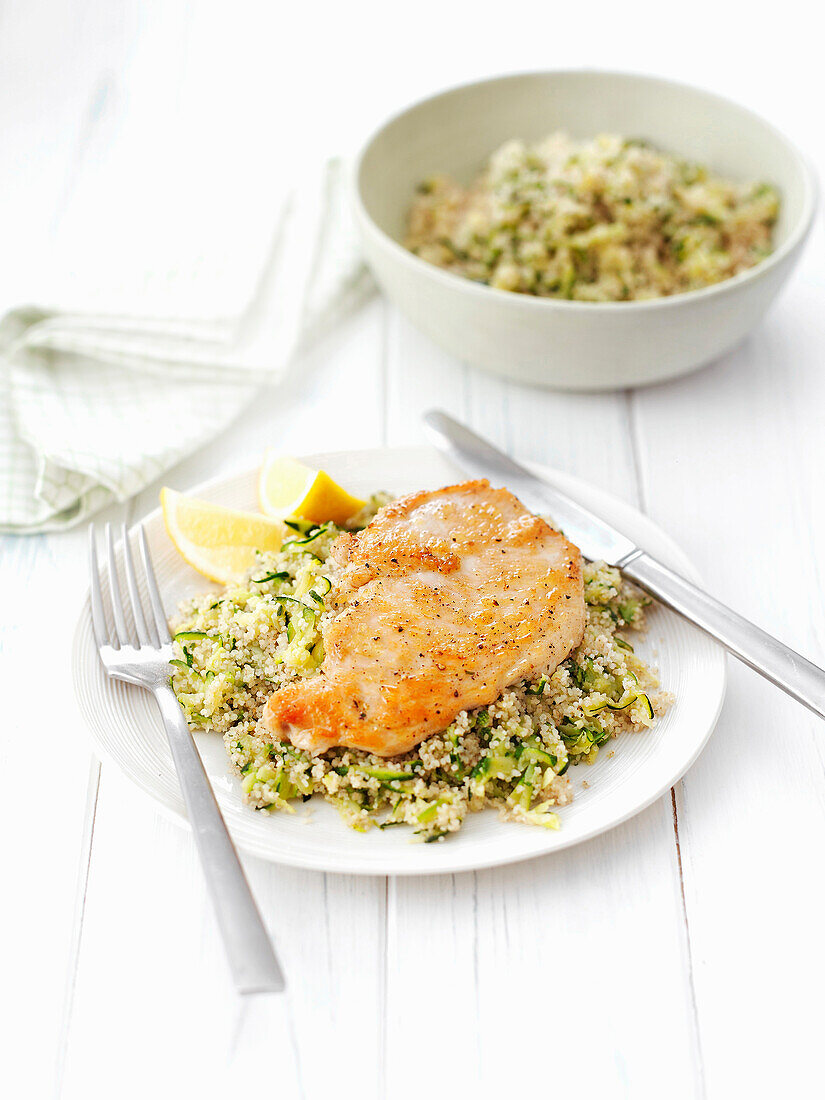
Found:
[352,68,818,313]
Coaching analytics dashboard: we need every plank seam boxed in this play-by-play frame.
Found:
[471,872,482,1057]
[378,305,390,1096]
[628,388,706,1096]
[671,787,707,1099]
[285,997,307,1100]
[379,876,389,1100]
[626,389,649,513]
[53,756,102,1099]
[380,302,390,447]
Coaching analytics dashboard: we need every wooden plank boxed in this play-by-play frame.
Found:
[0,532,108,1099]
[0,3,145,1093]
[61,303,389,1099]
[384,317,702,1098]
[631,281,825,1098]
[384,311,466,445]
[61,768,386,1100]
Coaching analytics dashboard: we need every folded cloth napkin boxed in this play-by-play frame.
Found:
[0,159,373,534]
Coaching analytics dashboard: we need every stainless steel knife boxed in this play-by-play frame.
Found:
[424,409,825,721]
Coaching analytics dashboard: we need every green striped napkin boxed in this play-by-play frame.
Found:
[0,160,371,533]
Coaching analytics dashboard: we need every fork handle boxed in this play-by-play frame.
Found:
[622,552,825,720]
[153,684,286,993]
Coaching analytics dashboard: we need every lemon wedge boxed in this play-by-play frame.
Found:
[161,488,286,584]
[258,453,366,524]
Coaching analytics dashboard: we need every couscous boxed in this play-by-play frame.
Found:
[406,132,779,301]
[171,495,670,841]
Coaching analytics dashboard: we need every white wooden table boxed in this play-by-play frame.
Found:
[1,3,823,1098]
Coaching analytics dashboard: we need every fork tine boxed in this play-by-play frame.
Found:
[138,525,171,642]
[121,523,155,647]
[88,526,109,649]
[105,522,130,648]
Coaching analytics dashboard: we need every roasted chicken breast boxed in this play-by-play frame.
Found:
[262,479,585,757]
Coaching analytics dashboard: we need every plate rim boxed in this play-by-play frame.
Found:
[72,445,726,875]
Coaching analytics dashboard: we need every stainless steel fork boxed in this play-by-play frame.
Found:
[89,522,285,994]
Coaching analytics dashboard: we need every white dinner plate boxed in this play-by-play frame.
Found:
[72,446,726,875]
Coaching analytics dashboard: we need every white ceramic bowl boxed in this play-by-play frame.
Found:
[353,71,817,390]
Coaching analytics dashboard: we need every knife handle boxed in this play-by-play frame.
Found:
[622,552,825,720]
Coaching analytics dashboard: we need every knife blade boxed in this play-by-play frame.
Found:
[423,408,825,722]
[423,409,639,566]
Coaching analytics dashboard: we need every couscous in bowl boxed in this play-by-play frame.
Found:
[354,70,815,389]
